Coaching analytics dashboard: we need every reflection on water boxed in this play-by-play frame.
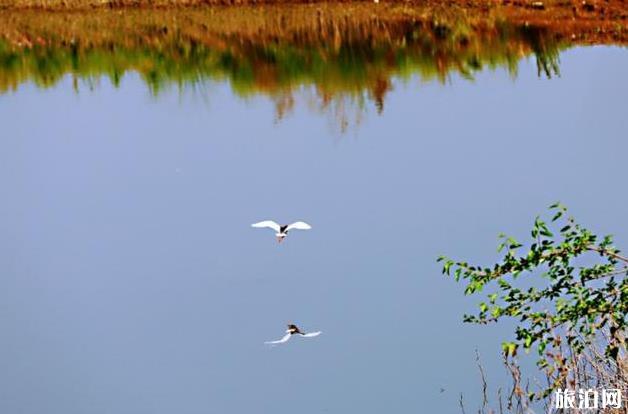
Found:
[0,4,625,121]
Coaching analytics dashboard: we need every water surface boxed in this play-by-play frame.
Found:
[0,6,627,414]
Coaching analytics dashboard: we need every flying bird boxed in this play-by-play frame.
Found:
[264,324,322,345]
[251,220,312,243]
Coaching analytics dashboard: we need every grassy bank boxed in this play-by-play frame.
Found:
[0,3,625,116]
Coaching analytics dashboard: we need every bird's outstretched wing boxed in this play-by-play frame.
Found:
[252,221,281,232]
[286,221,312,231]
[264,333,292,345]
[300,331,322,338]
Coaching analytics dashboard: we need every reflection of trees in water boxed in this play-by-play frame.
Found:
[0,5,606,124]
[519,26,561,78]
[271,88,366,133]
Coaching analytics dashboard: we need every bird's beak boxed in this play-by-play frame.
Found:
[277,236,284,243]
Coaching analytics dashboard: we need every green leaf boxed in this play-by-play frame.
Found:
[501,342,517,356]
[540,229,554,237]
[538,341,546,355]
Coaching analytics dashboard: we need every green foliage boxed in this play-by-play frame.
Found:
[0,13,565,97]
[438,204,627,396]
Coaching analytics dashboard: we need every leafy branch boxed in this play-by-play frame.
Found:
[438,203,627,398]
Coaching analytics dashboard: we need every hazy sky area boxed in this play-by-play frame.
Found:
[0,46,627,414]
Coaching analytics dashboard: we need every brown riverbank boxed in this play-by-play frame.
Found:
[0,0,625,45]
[0,2,625,44]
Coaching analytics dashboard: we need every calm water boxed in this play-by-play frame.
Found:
[0,7,627,413]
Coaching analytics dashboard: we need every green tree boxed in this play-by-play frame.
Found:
[439,204,627,402]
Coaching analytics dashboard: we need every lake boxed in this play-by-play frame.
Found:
[0,4,627,414]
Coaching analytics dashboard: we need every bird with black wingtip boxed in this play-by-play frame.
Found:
[264,323,322,345]
[251,220,312,243]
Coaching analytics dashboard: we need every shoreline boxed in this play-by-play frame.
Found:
[0,1,625,100]
[0,0,626,14]
[0,1,625,43]
[0,2,625,45]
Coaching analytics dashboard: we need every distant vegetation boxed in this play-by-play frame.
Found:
[0,3,625,123]
[439,205,627,412]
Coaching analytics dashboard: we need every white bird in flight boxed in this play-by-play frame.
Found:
[251,220,312,243]
[265,324,322,345]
